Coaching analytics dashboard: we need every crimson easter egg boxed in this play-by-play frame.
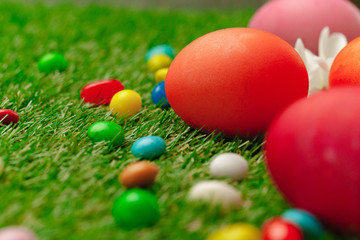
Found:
[165,28,308,138]
[249,0,360,54]
[329,36,360,87]
[265,87,360,233]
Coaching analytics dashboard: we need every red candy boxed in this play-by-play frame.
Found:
[165,28,308,138]
[265,87,360,233]
[262,217,303,240]
[80,79,124,105]
[0,109,19,125]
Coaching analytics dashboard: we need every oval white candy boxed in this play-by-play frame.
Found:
[0,226,37,240]
[188,180,243,212]
[210,153,249,181]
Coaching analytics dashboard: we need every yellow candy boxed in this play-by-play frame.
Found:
[155,68,169,83]
[109,90,142,118]
[207,223,260,240]
[147,54,172,72]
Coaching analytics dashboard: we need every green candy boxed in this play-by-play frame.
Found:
[88,121,124,146]
[38,52,68,73]
[112,189,160,229]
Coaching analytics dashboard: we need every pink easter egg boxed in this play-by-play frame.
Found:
[249,0,360,54]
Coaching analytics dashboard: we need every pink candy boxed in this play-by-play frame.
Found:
[0,226,37,240]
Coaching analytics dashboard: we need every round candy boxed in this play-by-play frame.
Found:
[329,36,360,87]
[145,44,175,62]
[0,109,19,125]
[249,0,360,54]
[38,52,67,73]
[109,90,142,119]
[262,217,303,240]
[88,121,124,146]
[119,161,159,188]
[131,136,166,160]
[112,188,160,229]
[147,54,172,72]
[151,81,170,108]
[207,223,260,240]
[80,79,124,105]
[165,28,308,138]
[282,209,324,239]
[265,87,360,233]
[155,68,168,83]
[209,153,248,181]
[0,226,37,240]
[188,180,243,212]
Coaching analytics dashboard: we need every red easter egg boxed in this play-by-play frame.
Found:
[329,36,360,87]
[80,79,124,105]
[165,28,308,138]
[0,109,19,125]
[265,87,360,233]
[262,217,303,240]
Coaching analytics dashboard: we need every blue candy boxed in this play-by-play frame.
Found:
[145,44,175,62]
[151,81,170,108]
[282,209,324,239]
[131,136,166,160]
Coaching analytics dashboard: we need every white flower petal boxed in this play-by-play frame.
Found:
[319,26,347,59]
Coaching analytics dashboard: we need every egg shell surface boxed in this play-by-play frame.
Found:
[265,87,360,233]
[165,28,308,138]
[249,0,360,54]
[329,36,360,87]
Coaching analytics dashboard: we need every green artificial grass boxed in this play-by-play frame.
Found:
[0,2,357,239]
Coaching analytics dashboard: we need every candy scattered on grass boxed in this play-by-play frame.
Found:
[119,161,159,188]
[109,89,142,119]
[147,54,172,72]
[154,67,168,83]
[131,136,166,160]
[38,52,67,73]
[112,188,160,229]
[0,109,19,125]
[151,81,169,108]
[88,121,124,146]
[188,180,243,212]
[207,223,260,240]
[282,209,324,239]
[0,226,37,240]
[209,153,248,181]
[261,217,303,240]
[80,79,125,105]
[145,44,175,62]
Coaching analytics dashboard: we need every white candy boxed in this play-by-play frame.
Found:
[210,153,249,181]
[0,226,37,240]
[188,180,243,212]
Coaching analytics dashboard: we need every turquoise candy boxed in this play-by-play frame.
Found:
[131,136,166,160]
[282,209,324,239]
[112,189,160,230]
[145,44,175,62]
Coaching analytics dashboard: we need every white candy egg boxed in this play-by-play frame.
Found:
[210,153,249,181]
[188,180,243,212]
